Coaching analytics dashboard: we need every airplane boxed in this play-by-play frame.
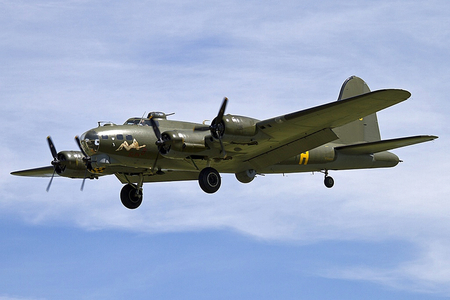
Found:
[11,76,437,209]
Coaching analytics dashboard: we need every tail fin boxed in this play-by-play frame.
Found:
[333,76,381,144]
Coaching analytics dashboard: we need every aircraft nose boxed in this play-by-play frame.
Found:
[79,129,100,155]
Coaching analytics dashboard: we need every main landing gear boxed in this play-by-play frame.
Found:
[120,184,143,209]
[119,167,222,209]
[120,173,144,209]
[198,167,221,193]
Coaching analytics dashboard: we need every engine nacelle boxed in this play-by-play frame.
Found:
[235,169,257,183]
[57,151,88,178]
[216,115,259,143]
[159,130,207,158]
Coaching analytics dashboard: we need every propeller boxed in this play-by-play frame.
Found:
[74,135,92,191]
[46,136,92,192]
[48,136,58,161]
[149,117,163,146]
[149,117,172,154]
[46,136,64,192]
[148,117,171,173]
[75,135,89,158]
[46,169,56,192]
[46,136,66,192]
[194,97,228,157]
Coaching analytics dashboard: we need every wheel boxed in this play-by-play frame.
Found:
[324,176,334,188]
[198,167,221,194]
[120,184,143,209]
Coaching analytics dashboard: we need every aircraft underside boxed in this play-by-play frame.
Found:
[110,149,401,209]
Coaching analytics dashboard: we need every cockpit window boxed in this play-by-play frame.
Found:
[125,119,140,125]
[80,131,100,154]
[124,118,151,126]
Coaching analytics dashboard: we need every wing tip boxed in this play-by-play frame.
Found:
[415,134,438,142]
[10,166,55,177]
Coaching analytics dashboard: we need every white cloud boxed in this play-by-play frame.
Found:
[321,240,450,295]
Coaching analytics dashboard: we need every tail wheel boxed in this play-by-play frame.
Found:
[120,184,143,209]
[324,176,334,188]
[198,167,221,194]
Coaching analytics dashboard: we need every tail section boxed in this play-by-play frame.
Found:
[333,76,381,144]
[333,76,437,158]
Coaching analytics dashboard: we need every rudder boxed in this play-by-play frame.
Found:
[333,76,381,144]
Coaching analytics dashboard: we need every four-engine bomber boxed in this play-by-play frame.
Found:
[11,76,437,209]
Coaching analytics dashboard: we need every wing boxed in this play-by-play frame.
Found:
[239,89,411,169]
[11,166,56,177]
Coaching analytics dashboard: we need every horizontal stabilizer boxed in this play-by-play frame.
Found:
[335,135,438,155]
[11,166,56,178]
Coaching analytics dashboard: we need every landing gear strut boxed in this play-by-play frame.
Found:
[120,174,144,209]
[198,167,221,193]
[120,184,143,209]
[323,170,334,188]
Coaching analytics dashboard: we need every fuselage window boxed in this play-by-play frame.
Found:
[101,135,108,140]
[126,135,133,141]
[117,134,124,140]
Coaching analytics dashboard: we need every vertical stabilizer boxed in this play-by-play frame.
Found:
[333,76,381,144]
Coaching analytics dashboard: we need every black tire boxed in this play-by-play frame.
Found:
[324,176,334,188]
[198,167,221,194]
[120,184,143,209]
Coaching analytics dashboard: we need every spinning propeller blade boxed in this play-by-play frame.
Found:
[149,117,163,145]
[149,117,171,164]
[46,136,60,192]
[47,136,58,160]
[75,135,89,158]
[193,97,228,132]
[46,165,56,192]
[74,135,92,191]
[216,97,228,126]
[193,97,228,157]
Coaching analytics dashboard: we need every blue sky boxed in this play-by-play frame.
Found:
[1,0,448,299]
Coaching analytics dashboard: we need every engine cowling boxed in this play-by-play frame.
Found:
[235,169,257,183]
[159,130,207,158]
[56,151,88,178]
[214,114,259,143]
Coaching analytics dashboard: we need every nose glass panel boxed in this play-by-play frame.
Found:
[80,130,100,155]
